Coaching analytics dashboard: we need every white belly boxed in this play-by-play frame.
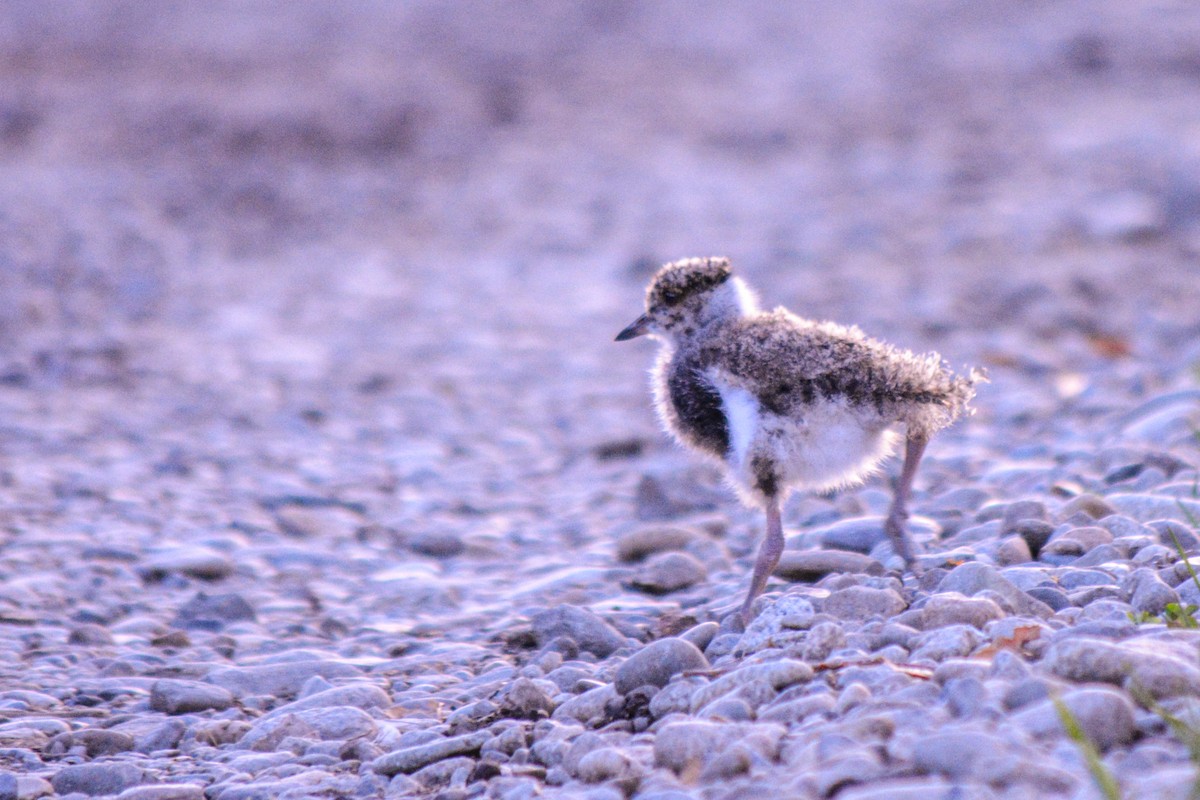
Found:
[720,393,900,500]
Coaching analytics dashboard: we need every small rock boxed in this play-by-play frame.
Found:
[240,706,376,750]
[1042,637,1200,698]
[373,731,490,776]
[774,550,884,581]
[171,592,256,631]
[259,683,390,720]
[575,747,640,783]
[74,729,135,757]
[615,526,701,562]
[995,536,1032,565]
[823,586,907,621]
[690,660,813,710]
[116,786,206,800]
[532,606,626,658]
[206,660,362,698]
[1124,568,1180,615]
[140,547,235,581]
[737,595,816,652]
[407,530,465,558]
[552,683,619,724]
[498,678,556,720]
[818,516,937,553]
[67,624,115,646]
[150,680,235,714]
[1059,494,1118,521]
[134,718,186,753]
[678,621,720,652]
[938,562,1053,618]
[653,720,781,774]
[1013,686,1135,751]
[614,638,709,695]
[51,763,145,796]
[1108,494,1200,524]
[912,728,1009,779]
[917,593,1004,630]
[628,551,706,594]
[1011,520,1055,558]
[910,625,982,662]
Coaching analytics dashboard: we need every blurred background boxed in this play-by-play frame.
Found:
[1,0,1199,545]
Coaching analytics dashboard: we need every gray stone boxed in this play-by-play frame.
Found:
[614,638,708,695]
[1025,586,1070,611]
[51,763,145,796]
[615,526,701,562]
[938,562,1053,618]
[240,706,376,750]
[1124,568,1180,614]
[116,786,206,800]
[629,551,706,594]
[917,593,1004,630]
[653,720,782,774]
[407,530,465,558]
[497,678,556,720]
[552,683,618,724]
[995,535,1032,565]
[817,516,938,553]
[67,623,115,646]
[0,772,13,800]
[259,683,389,720]
[531,605,626,658]
[910,625,981,662]
[171,592,256,630]
[1013,686,1135,751]
[135,718,186,753]
[150,679,235,714]
[736,595,816,652]
[1108,494,1200,524]
[1042,637,1200,698]
[912,728,1008,779]
[774,550,884,581]
[690,660,813,711]
[141,547,235,581]
[678,621,719,652]
[574,747,641,783]
[373,731,490,776]
[206,660,363,698]
[836,777,962,800]
[823,586,906,621]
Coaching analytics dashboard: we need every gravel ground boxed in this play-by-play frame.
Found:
[2,2,1200,799]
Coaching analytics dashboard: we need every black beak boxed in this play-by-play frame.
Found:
[615,313,651,342]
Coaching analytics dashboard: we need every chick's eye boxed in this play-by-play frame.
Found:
[661,288,682,306]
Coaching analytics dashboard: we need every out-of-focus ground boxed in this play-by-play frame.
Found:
[1,2,1200,792]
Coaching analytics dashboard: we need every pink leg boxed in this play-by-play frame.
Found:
[884,432,927,571]
[740,497,784,624]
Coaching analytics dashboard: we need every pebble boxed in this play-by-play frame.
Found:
[140,547,235,581]
[1042,637,1200,698]
[115,786,206,800]
[774,550,884,581]
[614,638,708,695]
[51,763,145,796]
[615,526,702,562]
[938,562,1053,618]
[205,660,363,698]
[373,731,491,776]
[916,593,1004,630]
[628,551,707,594]
[823,586,907,621]
[1013,686,1136,751]
[816,516,938,553]
[149,679,235,714]
[171,592,256,630]
[531,606,627,658]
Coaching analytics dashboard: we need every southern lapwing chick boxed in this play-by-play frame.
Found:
[616,256,979,623]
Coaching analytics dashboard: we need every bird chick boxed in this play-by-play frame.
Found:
[616,256,979,623]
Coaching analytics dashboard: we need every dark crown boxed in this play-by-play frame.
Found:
[647,257,732,308]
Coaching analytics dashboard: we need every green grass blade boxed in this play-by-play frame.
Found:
[1052,695,1122,800]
